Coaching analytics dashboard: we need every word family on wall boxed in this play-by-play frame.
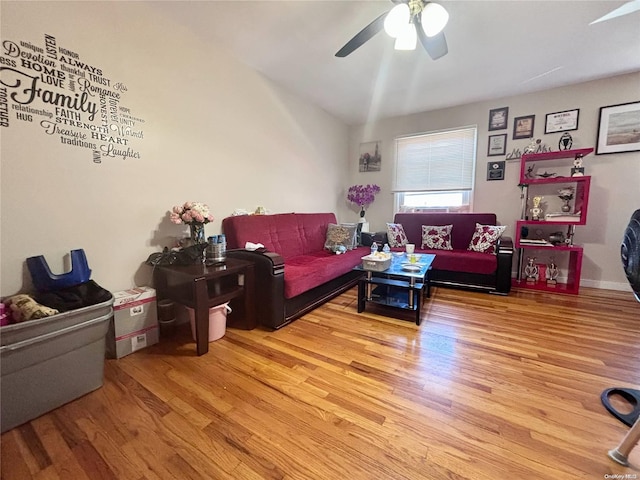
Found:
[0,34,146,164]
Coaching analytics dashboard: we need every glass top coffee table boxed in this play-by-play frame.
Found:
[353,253,436,325]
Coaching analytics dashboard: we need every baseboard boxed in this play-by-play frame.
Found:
[511,273,633,292]
[579,279,633,292]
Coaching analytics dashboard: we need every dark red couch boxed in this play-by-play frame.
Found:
[391,213,513,294]
[222,213,368,329]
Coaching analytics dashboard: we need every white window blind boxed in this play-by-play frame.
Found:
[393,126,477,192]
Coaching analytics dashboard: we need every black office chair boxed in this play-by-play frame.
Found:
[601,209,640,465]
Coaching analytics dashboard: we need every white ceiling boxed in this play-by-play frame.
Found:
[152,0,640,126]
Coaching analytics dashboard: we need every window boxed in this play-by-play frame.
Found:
[393,126,477,213]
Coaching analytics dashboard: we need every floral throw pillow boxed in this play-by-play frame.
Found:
[467,223,506,254]
[324,223,358,252]
[386,223,408,247]
[421,225,453,251]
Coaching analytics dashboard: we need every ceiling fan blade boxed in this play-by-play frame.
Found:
[590,0,640,25]
[335,12,387,57]
[416,21,448,60]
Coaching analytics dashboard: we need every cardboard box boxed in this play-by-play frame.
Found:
[106,287,158,359]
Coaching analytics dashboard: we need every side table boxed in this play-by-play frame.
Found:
[153,258,255,356]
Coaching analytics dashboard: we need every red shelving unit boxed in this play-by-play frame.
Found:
[513,148,593,295]
[518,148,594,181]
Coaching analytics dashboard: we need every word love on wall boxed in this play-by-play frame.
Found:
[0,34,145,164]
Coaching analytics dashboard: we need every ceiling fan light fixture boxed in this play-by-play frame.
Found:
[394,23,417,50]
[421,2,449,37]
[384,3,410,38]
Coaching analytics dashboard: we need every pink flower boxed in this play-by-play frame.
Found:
[168,201,214,226]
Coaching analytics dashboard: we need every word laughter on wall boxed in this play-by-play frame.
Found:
[0,34,145,164]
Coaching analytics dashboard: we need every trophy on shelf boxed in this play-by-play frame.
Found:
[547,258,559,286]
[524,257,539,283]
[559,132,573,150]
[557,187,574,213]
[571,154,585,177]
[531,196,544,221]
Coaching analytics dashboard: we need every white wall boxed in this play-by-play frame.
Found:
[347,72,640,290]
[0,1,349,296]
[2,2,636,296]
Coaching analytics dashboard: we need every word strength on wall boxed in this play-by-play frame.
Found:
[0,34,145,164]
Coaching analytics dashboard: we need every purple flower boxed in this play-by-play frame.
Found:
[347,184,381,208]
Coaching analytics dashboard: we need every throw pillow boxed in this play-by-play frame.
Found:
[421,225,453,250]
[324,223,358,252]
[340,222,359,250]
[467,223,506,254]
[386,223,408,247]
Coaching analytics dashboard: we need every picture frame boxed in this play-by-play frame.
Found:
[488,107,509,131]
[545,108,579,133]
[596,101,640,155]
[358,141,382,172]
[513,115,535,140]
[487,161,505,181]
[487,134,507,156]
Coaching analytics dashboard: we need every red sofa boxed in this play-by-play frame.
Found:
[222,213,369,329]
[390,213,513,294]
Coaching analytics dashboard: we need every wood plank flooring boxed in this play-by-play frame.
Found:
[2,286,639,479]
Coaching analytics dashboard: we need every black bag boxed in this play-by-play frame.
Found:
[145,244,207,267]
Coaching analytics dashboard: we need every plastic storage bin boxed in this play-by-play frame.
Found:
[187,303,230,342]
[0,296,113,433]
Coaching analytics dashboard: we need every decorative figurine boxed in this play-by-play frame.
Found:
[525,164,535,179]
[558,187,574,212]
[571,154,585,177]
[531,196,544,221]
[524,140,539,154]
[559,132,573,150]
[524,257,539,283]
[547,258,559,286]
[524,139,551,155]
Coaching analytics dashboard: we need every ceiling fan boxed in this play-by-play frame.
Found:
[335,0,449,59]
[590,0,640,24]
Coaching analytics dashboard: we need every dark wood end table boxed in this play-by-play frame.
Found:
[154,258,255,356]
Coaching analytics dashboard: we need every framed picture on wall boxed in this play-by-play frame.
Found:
[488,107,509,131]
[487,134,507,156]
[545,109,579,133]
[487,161,505,181]
[513,115,535,140]
[359,141,382,172]
[596,101,640,155]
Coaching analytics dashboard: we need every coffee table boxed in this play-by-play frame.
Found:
[354,253,435,325]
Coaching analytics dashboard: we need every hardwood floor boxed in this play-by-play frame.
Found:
[2,286,639,479]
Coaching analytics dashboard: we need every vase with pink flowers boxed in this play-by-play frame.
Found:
[169,201,215,246]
